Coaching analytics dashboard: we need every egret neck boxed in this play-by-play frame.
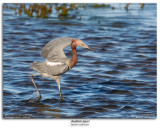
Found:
[69,41,78,69]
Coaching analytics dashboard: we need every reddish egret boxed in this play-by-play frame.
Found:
[30,37,95,101]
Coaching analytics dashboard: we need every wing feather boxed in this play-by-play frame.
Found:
[41,37,73,59]
[30,62,69,76]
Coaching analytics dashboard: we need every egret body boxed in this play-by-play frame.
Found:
[30,37,95,101]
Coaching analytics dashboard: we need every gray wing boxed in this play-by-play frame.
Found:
[41,37,73,59]
[30,62,69,76]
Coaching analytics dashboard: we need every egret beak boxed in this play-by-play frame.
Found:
[83,44,96,52]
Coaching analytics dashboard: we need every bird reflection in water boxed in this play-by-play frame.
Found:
[22,98,64,118]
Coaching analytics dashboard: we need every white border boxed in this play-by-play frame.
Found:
[0,0,159,128]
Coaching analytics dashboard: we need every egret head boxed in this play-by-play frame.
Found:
[72,39,96,51]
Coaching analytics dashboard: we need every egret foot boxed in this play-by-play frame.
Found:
[29,94,41,103]
[60,96,63,101]
[37,94,42,101]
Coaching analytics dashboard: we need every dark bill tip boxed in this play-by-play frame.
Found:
[88,47,96,52]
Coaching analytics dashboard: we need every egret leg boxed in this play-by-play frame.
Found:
[56,76,63,101]
[30,74,41,100]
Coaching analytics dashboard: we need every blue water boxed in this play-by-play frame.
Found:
[3,3,157,118]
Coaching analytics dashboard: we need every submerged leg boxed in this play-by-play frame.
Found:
[56,76,63,101]
[30,74,41,100]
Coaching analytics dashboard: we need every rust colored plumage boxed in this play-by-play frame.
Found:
[69,39,78,69]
